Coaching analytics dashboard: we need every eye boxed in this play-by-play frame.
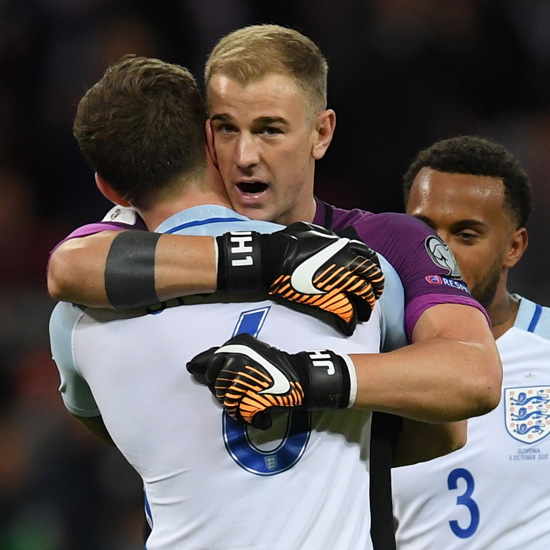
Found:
[260,126,283,136]
[213,121,237,135]
[455,230,479,243]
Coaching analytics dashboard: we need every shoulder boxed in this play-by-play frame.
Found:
[329,208,436,263]
[324,202,479,338]
[50,301,86,333]
[49,303,101,417]
[49,302,87,353]
[376,254,407,351]
[51,206,147,253]
[330,207,463,293]
[159,205,283,236]
[329,206,430,238]
[49,303,85,382]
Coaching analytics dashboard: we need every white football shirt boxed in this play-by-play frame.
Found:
[51,205,406,550]
[392,295,550,549]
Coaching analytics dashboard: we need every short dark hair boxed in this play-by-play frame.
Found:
[74,55,208,208]
[403,135,533,228]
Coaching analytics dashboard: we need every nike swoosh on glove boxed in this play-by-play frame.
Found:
[187,333,357,430]
[216,222,384,336]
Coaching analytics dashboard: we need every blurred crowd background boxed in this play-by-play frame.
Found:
[1,1,550,548]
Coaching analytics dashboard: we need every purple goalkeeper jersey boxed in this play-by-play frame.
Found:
[50,200,487,341]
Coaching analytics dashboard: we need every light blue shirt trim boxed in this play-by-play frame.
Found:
[155,205,283,236]
[513,294,550,340]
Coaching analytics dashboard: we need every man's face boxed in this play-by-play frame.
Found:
[406,167,516,309]
[207,73,332,225]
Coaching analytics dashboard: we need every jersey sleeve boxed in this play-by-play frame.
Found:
[339,211,490,342]
[49,302,101,417]
[48,206,147,268]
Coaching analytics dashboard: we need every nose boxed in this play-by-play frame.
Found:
[436,229,451,247]
[235,133,260,171]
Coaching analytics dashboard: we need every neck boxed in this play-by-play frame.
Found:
[283,195,317,225]
[488,291,519,339]
[136,175,233,230]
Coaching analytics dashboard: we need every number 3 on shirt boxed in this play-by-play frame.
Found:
[448,467,480,538]
[222,306,311,476]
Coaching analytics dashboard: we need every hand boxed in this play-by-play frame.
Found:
[187,333,356,430]
[216,222,384,335]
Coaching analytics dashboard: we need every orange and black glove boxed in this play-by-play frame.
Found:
[187,333,357,430]
[216,222,384,336]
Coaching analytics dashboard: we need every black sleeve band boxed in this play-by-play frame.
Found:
[105,231,161,309]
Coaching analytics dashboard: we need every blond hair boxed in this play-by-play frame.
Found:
[205,24,328,117]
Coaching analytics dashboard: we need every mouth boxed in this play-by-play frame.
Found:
[236,181,269,196]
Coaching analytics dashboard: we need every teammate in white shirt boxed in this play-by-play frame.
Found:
[392,135,550,549]
[49,55,401,550]
[51,209,388,550]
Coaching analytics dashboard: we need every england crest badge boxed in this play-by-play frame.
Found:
[505,386,550,444]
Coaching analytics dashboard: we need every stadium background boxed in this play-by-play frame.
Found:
[1,1,549,547]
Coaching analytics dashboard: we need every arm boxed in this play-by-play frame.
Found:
[72,414,115,446]
[48,222,384,335]
[371,302,493,466]
[188,303,502,426]
[48,231,217,307]
[351,303,502,422]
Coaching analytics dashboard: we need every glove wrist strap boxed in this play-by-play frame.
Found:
[216,231,263,293]
[296,350,355,409]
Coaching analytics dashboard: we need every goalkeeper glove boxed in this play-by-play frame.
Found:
[187,333,357,430]
[216,221,384,336]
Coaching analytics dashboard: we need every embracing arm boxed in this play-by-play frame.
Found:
[188,303,501,433]
[48,223,384,335]
[47,231,217,307]
[352,303,502,422]
[388,303,497,465]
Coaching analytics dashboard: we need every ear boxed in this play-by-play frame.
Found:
[95,173,131,207]
[312,109,336,160]
[205,143,225,194]
[504,227,528,268]
[205,119,219,168]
